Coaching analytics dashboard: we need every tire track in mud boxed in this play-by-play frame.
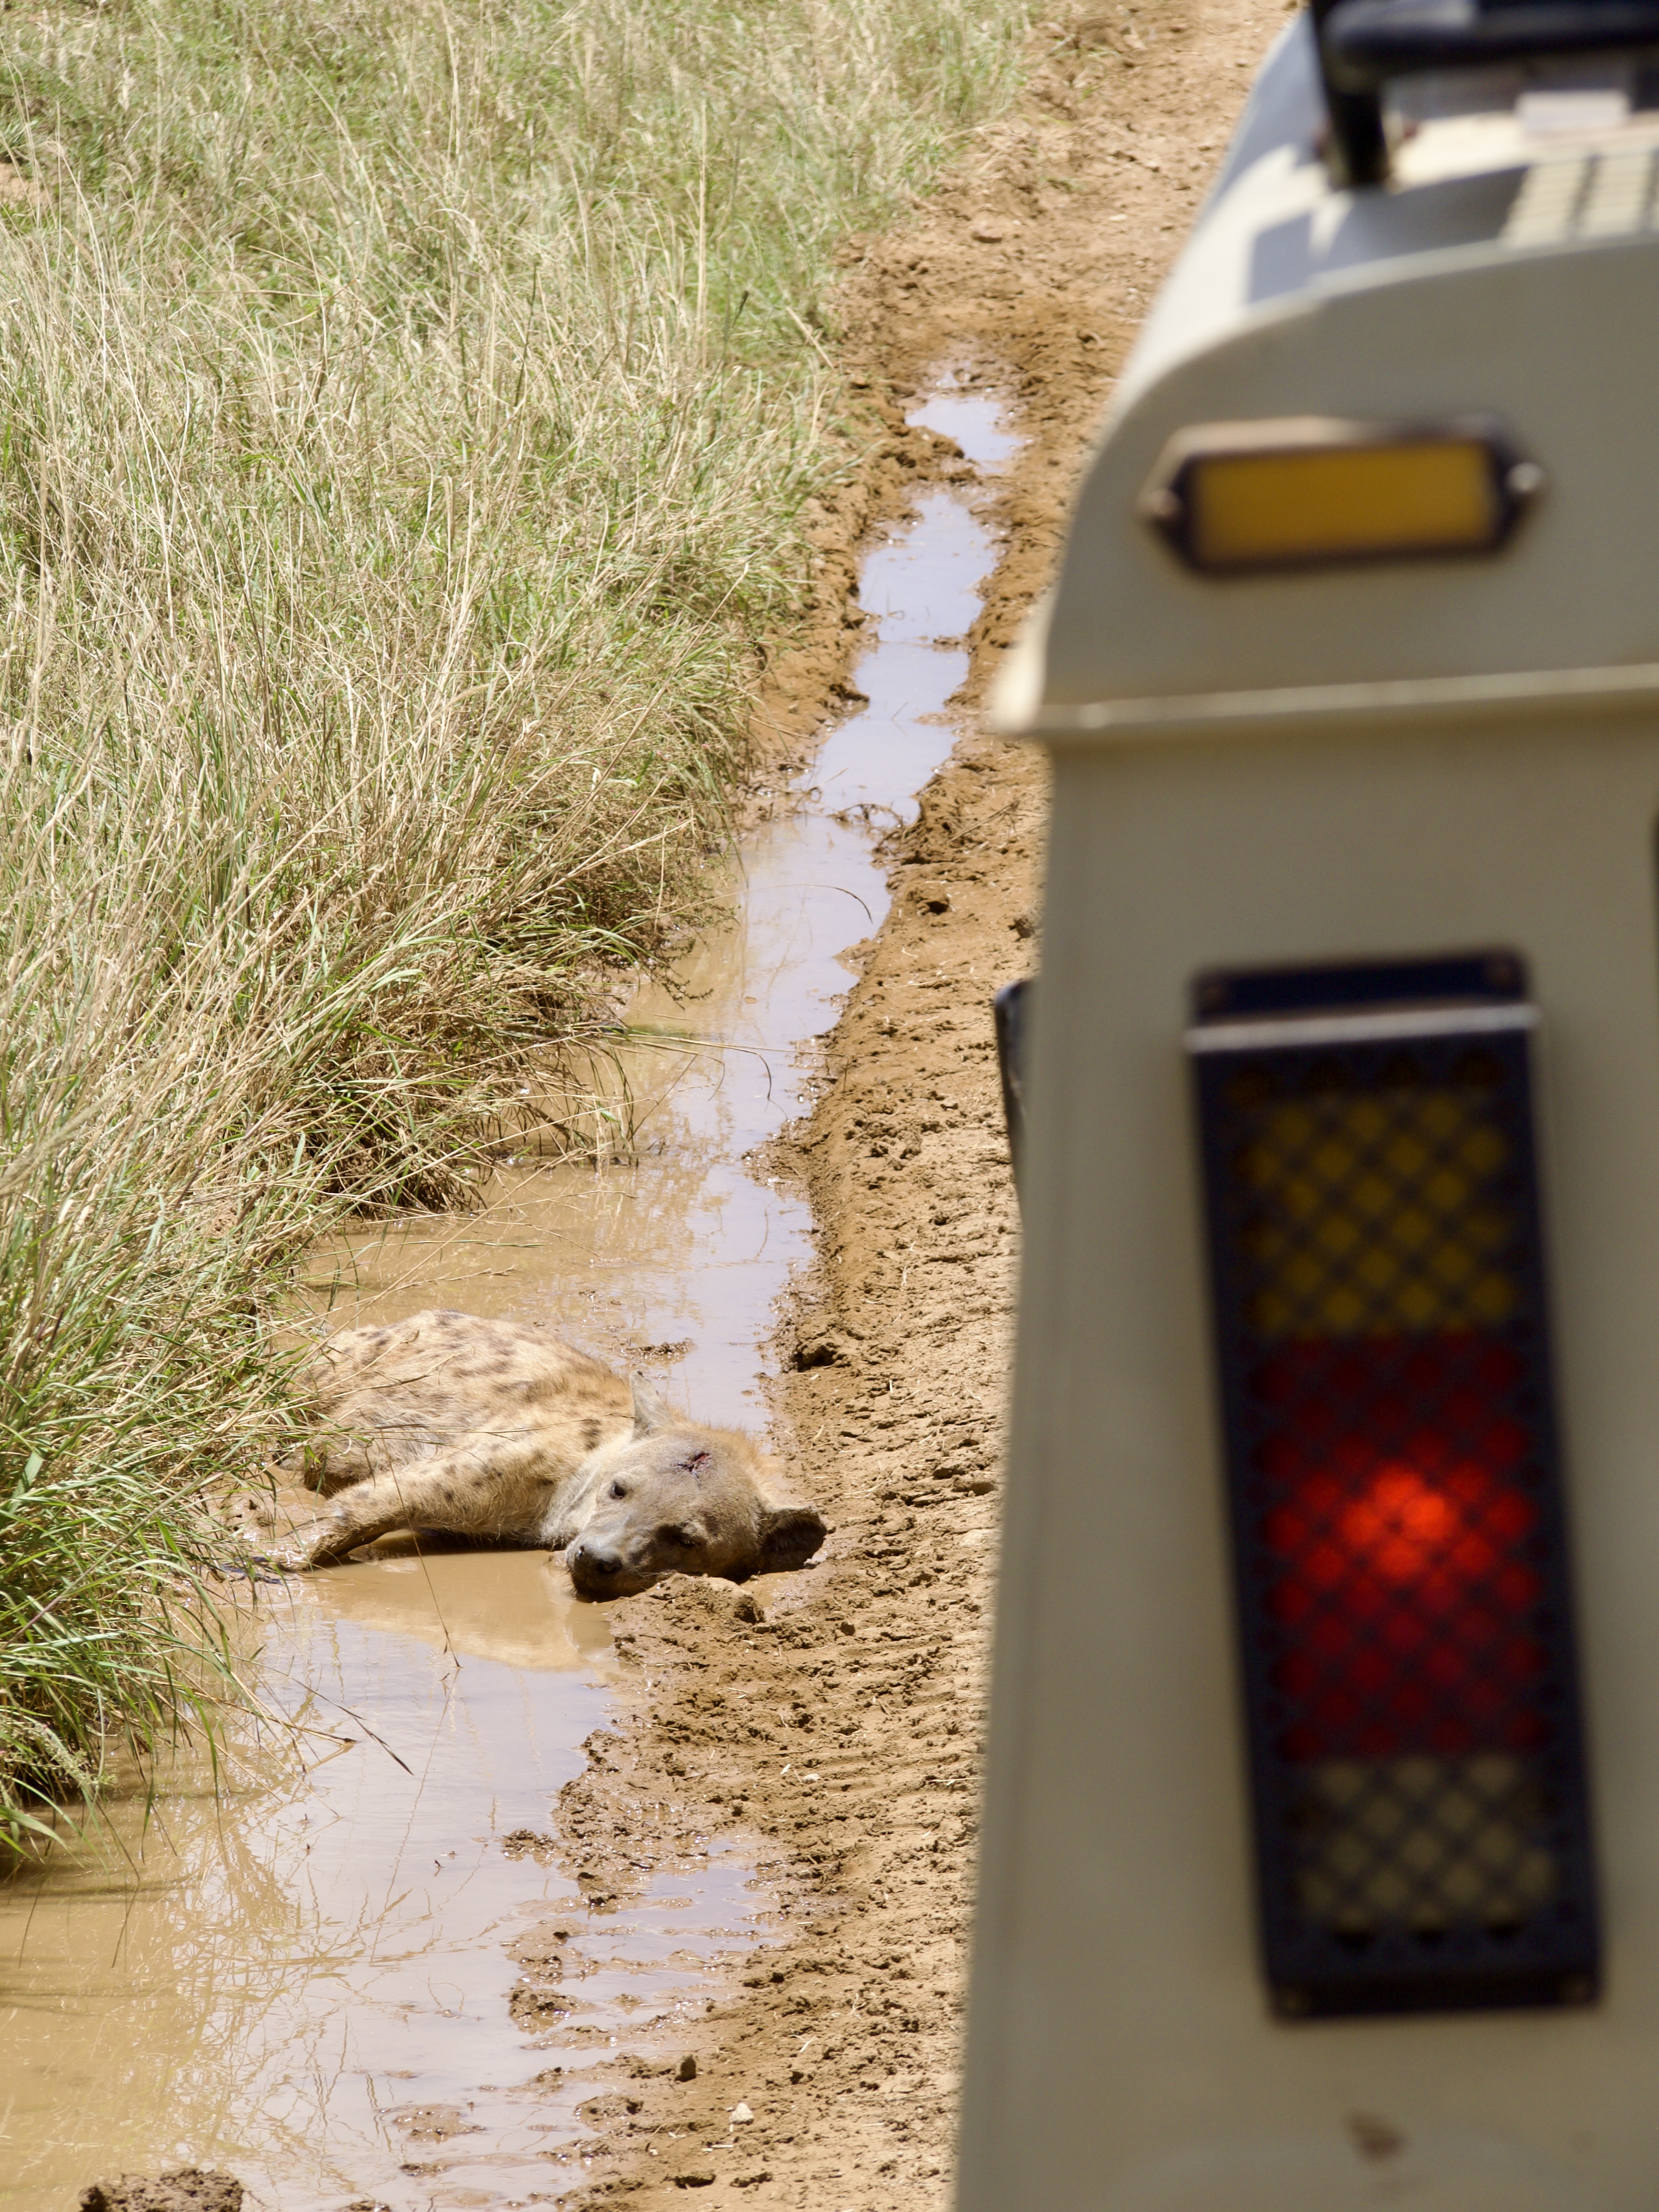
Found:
[550,5,1286,2205]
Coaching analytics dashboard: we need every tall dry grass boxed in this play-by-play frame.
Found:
[0,0,1034,1836]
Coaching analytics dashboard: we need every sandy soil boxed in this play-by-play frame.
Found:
[549,3,1287,2205]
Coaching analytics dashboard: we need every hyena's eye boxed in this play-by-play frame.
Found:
[609,1479,628,1499]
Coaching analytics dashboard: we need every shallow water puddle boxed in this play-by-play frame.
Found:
[0,381,1014,2210]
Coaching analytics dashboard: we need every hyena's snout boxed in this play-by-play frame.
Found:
[565,1532,655,1599]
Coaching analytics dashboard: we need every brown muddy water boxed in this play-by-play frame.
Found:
[0,379,1016,2212]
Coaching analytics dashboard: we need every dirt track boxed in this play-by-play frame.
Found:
[548,3,1286,2203]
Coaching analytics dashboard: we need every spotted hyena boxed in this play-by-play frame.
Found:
[233,1309,825,1599]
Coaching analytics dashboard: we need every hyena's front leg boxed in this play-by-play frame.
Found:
[259,1441,541,1569]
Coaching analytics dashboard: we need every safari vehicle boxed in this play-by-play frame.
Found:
[965,4,1659,2208]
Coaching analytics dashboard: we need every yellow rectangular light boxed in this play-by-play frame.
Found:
[1139,416,1541,576]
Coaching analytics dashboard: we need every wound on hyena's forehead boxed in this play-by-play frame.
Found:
[685,1450,710,1474]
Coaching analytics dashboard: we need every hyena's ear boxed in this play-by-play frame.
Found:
[757,1503,827,1574]
[630,1374,675,1438]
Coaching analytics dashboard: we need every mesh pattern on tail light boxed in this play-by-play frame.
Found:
[1191,978,1599,2019]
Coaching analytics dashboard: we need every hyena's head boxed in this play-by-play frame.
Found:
[551,1379,825,1600]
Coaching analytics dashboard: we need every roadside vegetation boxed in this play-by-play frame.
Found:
[0,0,1036,1840]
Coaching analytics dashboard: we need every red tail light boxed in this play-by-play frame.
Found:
[1258,1339,1542,1761]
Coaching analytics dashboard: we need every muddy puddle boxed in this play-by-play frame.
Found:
[0,377,1015,2212]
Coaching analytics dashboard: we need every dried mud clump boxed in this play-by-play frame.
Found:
[552,2,1286,2207]
[79,2172,244,2212]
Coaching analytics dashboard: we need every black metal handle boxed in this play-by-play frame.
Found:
[994,978,1032,1201]
[1311,0,1391,185]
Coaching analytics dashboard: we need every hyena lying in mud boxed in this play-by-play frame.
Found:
[232,1308,826,1599]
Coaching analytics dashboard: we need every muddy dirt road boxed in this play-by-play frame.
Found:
[552,3,1288,2207]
